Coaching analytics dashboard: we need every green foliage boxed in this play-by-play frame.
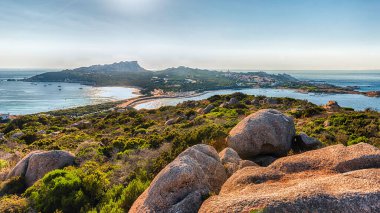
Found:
[25,162,110,213]
[0,195,29,213]
[299,111,380,148]
[0,159,8,171]
[1,93,380,212]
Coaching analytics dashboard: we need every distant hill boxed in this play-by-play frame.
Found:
[63,61,147,73]
[25,61,300,94]
[26,61,153,87]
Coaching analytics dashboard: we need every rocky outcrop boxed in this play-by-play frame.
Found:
[6,150,75,187]
[251,99,260,106]
[227,98,238,105]
[250,155,277,167]
[293,132,322,152]
[165,118,177,126]
[199,143,380,212]
[69,120,91,129]
[365,91,380,97]
[324,100,341,111]
[130,144,227,213]
[202,104,215,114]
[10,132,24,140]
[227,109,295,158]
[264,97,278,105]
[219,98,239,108]
[219,148,258,176]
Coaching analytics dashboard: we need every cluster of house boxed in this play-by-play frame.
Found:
[0,113,10,121]
[223,72,277,86]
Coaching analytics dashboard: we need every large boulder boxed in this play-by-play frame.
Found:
[227,98,238,105]
[130,144,227,213]
[219,148,258,177]
[202,104,215,114]
[199,143,380,212]
[324,100,341,111]
[165,118,177,126]
[293,132,323,152]
[227,109,295,158]
[6,150,75,187]
[11,132,24,140]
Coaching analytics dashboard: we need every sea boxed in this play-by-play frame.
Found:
[134,70,380,111]
[1,70,380,115]
[0,70,140,115]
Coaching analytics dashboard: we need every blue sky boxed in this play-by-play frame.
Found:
[0,0,379,70]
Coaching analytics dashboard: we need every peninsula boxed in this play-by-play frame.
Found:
[25,61,379,97]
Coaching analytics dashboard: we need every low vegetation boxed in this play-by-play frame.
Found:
[0,93,379,212]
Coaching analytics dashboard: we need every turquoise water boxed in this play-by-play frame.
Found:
[134,88,380,111]
[1,70,380,114]
[135,70,380,111]
[264,70,380,92]
[0,71,140,115]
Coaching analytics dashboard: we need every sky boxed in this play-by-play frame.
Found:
[0,0,379,70]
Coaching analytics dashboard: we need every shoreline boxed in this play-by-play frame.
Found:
[117,92,208,108]
[3,81,380,116]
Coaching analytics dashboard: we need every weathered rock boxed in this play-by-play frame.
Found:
[188,115,196,121]
[265,97,278,105]
[50,131,60,136]
[219,102,228,108]
[244,100,252,105]
[202,104,215,114]
[251,155,277,167]
[293,133,323,152]
[238,160,258,168]
[324,100,341,111]
[199,143,380,213]
[219,148,258,177]
[11,132,24,140]
[165,118,176,126]
[6,150,75,187]
[70,120,91,129]
[227,109,295,158]
[37,130,46,134]
[365,91,380,97]
[228,98,238,105]
[130,144,227,213]
[219,148,241,165]
[251,99,260,106]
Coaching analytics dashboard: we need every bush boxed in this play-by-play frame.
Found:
[0,159,8,171]
[25,162,110,213]
[347,136,369,146]
[0,195,29,213]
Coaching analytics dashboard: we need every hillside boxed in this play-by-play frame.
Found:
[25,61,303,94]
[0,93,379,212]
[25,61,374,97]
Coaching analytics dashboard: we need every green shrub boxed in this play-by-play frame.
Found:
[0,195,29,213]
[119,178,150,210]
[25,162,110,213]
[347,136,369,146]
[0,159,8,171]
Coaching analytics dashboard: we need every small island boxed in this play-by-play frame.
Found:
[25,61,380,97]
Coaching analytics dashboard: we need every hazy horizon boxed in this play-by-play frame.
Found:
[1,0,379,70]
